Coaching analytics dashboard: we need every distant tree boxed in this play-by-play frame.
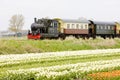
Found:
[9,14,24,36]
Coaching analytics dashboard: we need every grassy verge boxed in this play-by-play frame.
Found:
[0,37,120,54]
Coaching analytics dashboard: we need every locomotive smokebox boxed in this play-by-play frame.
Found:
[34,18,37,23]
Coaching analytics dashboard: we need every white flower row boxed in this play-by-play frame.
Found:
[7,59,120,79]
[0,48,120,62]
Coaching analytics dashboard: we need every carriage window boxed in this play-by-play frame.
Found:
[81,24,83,29]
[108,26,110,30]
[76,24,79,29]
[83,25,86,29]
[102,26,105,29]
[79,25,81,29]
[110,26,112,30]
[67,24,70,29]
[99,26,100,29]
[97,25,99,29]
[54,23,57,27]
[51,23,53,27]
[112,26,114,30]
[85,24,88,29]
[101,26,103,29]
[72,24,75,29]
[106,26,108,29]
[82,25,85,29]
[104,26,106,29]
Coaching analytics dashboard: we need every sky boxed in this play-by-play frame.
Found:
[0,0,120,31]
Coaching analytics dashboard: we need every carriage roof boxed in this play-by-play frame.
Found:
[61,19,90,23]
[91,20,115,25]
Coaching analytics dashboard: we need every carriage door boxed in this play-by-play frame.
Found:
[89,24,93,35]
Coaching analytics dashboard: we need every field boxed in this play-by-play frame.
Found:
[1,49,120,80]
[0,37,120,54]
[1,37,120,80]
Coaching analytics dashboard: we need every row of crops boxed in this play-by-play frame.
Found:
[1,49,120,80]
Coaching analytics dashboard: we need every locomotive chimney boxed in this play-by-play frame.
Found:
[34,18,37,23]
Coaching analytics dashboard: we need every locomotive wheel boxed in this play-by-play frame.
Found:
[109,36,112,39]
[75,35,79,39]
[86,35,90,39]
[93,35,96,39]
[103,36,106,39]
[60,34,66,40]
[112,35,115,39]
[40,37,45,40]
[82,36,85,40]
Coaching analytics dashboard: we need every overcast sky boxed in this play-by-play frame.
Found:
[0,0,120,31]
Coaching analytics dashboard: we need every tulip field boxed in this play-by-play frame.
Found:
[1,49,120,80]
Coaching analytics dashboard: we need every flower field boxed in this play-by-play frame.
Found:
[1,49,120,80]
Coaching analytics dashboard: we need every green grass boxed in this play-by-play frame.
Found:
[0,37,120,54]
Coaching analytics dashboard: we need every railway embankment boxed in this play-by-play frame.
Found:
[0,37,120,54]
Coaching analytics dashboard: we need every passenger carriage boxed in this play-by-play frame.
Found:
[56,19,91,39]
[89,20,116,39]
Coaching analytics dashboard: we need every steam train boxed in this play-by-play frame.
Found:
[28,18,120,39]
